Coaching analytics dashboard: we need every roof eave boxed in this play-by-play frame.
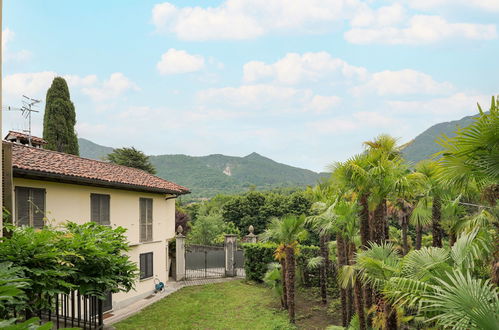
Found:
[13,168,190,196]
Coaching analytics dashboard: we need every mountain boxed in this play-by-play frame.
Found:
[78,138,114,160]
[78,138,328,200]
[401,112,479,164]
[78,111,478,199]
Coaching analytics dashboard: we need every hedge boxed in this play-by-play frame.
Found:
[242,243,277,282]
[242,243,320,282]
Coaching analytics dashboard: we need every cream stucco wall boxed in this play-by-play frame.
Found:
[12,177,176,310]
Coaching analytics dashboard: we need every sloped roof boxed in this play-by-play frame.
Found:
[5,131,48,145]
[8,142,189,195]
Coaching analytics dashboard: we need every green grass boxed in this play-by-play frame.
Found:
[114,280,294,330]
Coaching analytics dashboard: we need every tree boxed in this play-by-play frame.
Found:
[107,147,156,174]
[414,160,447,248]
[355,229,497,330]
[437,96,499,192]
[43,77,79,155]
[262,215,308,323]
[175,209,190,234]
[187,214,225,245]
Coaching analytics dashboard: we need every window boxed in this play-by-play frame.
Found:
[15,187,46,228]
[139,252,153,279]
[90,194,110,225]
[139,198,153,242]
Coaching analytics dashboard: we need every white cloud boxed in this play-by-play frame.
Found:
[3,72,138,103]
[387,93,490,116]
[306,118,358,134]
[64,74,98,87]
[352,69,454,95]
[307,95,342,113]
[198,84,340,114]
[82,73,139,102]
[156,48,205,75]
[351,3,406,28]
[407,0,499,12]
[345,15,497,44]
[2,28,32,62]
[243,52,368,85]
[152,0,357,40]
[2,28,14,48]
[3,71,57,97]
[306,111,401,136]
[353,111,400,127]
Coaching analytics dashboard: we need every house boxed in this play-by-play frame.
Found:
[1,132,189,311]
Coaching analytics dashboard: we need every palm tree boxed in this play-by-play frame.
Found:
[306,201,333,305]
[340,265,367,330]
[410,196,432,249]
[414,160,448,248]
[355,229,497,329]
[437,97,499,285]
[263,215,308,323]
[437,96,499,192]
[263,263,285,308]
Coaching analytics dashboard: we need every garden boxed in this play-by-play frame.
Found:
[1,98,498,329]
[172,98,499,329]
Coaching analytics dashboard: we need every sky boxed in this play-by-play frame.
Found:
[2,0,499,172]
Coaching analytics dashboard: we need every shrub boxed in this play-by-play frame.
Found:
[0,222,138,312]
[242,243,320,283]
[296,245,320,287]
[242,243,277,282]
[0,262,29,318]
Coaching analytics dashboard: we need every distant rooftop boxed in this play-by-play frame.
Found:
[4,131,47,148]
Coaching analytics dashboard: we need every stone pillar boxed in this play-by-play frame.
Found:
[175,225,186,281]
[244,225,257,243]
[224,234,237,277]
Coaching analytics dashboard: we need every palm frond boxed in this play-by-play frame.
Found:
[450,229,490,271]
[424,270,499,330]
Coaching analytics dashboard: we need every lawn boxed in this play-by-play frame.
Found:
[114,280,294,330]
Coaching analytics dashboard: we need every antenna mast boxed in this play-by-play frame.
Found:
[21,95,41,146]
[3,95,41,146]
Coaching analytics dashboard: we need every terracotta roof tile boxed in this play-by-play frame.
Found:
[6,131,47,144]
[9,142,189,195]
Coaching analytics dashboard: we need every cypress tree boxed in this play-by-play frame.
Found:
[43,77,79,155]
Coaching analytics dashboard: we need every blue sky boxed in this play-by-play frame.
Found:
[2,0,498,172]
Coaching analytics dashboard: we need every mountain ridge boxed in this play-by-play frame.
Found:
[401,112,480,164]
[78,111,479,199]
[78,138,327,200]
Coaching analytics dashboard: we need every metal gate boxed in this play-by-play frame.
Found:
[185,244,225,279]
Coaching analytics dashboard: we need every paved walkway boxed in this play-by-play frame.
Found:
[104,277,241,327]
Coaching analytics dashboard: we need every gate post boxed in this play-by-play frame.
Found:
[175,226,186,281]
[245,225,257,243]
[224,234,237,277]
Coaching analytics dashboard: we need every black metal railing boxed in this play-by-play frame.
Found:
[11,292,103,329]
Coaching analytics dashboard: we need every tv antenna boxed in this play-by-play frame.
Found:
[3,95,41,146]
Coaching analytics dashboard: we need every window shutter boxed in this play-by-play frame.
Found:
[90,194,100,223]
[139,198,147,242]
[102,195,110,225]
[31,189,46,229]
[147,253,153,277]
[147,199,153,241]
[15,187,30,226]
[139,254,146,279]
